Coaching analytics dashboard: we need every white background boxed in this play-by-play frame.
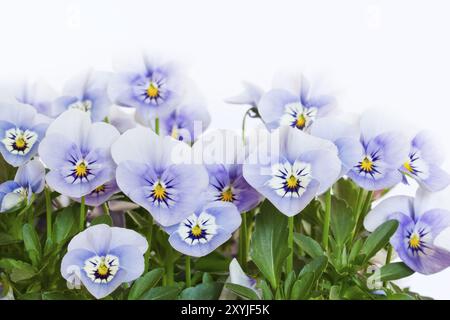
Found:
[0,0,449,299]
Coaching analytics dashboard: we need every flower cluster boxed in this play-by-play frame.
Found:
[0,56,449,300]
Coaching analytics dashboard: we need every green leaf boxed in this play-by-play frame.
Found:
[22,224,42,267]
[332,178,359,209]
[90,214,113,226]
[140,286,180,300]
[330,196,355,247]
[52,206,77,245]
[361,220,399,263]
[348,238,364,264]
[225,283,260,300]
[0,259,37,282]
[250,200,290,289]
[378,262,414,282]
[258,280,273,300]
[0,232,21,246]
[294,233,324,258]
[290,272,314,300]
[298,256,328,282]
[283,271,296,299]
[128,268,164,300]
[180,276,223,300]
[195,251,230,273]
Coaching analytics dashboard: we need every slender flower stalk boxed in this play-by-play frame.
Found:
[352,188,366,239]
[79,196,86,231]
[239,212,248,270]
[383,245,393,287]
[155,117,160,135]
[185,255,191,288]
[322,189,332,250]
[45,187,52,241]
[287,216,294,274]
[143,217,153,273]
[102,202,110,216]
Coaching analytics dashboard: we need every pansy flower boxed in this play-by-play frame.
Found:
[73,179,120,207]
[310,116,363,177]
[346,112,409,191]
[39,109,120,198]
[165,202,241,257]
[243,126,341,216]
[108,54,185,122]
[400,131,450,192]
[11,79,58,119]
[193,130,263,213]
[111,127,209,226]
[225,81,264,109]
[0,102,48,167]
[0,159,45,212]
[157,100,211,144]
[257,73,336,131]
[61,224,148,299]
[364,188,450,275]
[52,70,112,122]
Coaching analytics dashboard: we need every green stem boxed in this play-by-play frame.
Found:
[102,202,110,216]
[287,216,294,274]
[356,191,374,231]
[166,248,174,285]
[45,188,52,241]
[27,205,34,225]
[322,189,332,251]
[239,212,248,270]
[185,255,191,288]
[383,245,393,287]
[144,217,154,272]
[79,196,86,231]
[155,117,160,135]
[352,188,366,239]
[241,109,251,143]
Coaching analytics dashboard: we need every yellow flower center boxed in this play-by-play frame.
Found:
[147,82,159,98]
[94,185,105,193]
[409,234,421,249]
[295,114,306,129]
[171,126,179,139]
[153,182,166,200]
[403,161,413,173]
[286,175,298,189]
[97,262,109,276]
[75,161,88,177]
[221,188,234,202]
[15,136,26,149]
[360,157,373,172]
[191,225,202,237]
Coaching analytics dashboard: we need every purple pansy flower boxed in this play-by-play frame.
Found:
[111,127,209,226]
[193,130,263,213]
[158,100,211,144]
[400,131,450,192]
[61,224,148,299]
[310,116,363,177]
[225,81,264,108]
[257,73,336,131]
[364,188,450,275]
[108,54,185,123]
[243,126,341,216]
[52,70,112,122]
[39,109,120,198]
[73,179,120,207]
[346,112,409,191]
[0,102,48,167]
[165,202,241,257]
[11,79,58,118]
[0,159,45,212]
